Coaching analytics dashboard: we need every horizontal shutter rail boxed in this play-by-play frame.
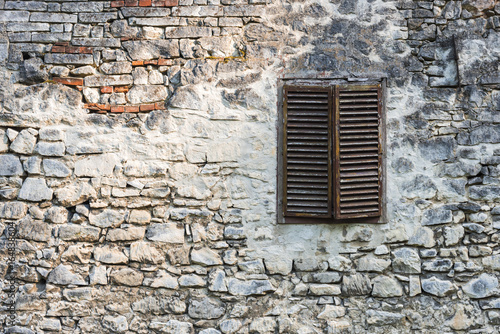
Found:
[284,86,333,218]
[334,85,382,219]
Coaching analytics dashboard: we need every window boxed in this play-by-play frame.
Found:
[279,82,385,224]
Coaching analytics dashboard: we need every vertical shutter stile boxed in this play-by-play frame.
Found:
[283,86,333,218]
[334,85,382,219]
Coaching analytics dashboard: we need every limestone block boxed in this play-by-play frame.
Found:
[102,315,128,333]
[366,310,404,326]
[55,181,97,206]
[421,277,457,297]
[101,61,133,75]
[0,129,8,153]
[130,242,164,264]
[408,227,436,248]
[89,209,126,228]
[149,320,193,334]
[45,53,94,65]
[10,129,37,154]
[265,258,292,275]
[18,177,53,201]
[43,159,71,177]
[238,259,265,274]
[309,284,342,296]
[84,75,133,87]
[148,270,178,289]
[317,305,346,320]
[208,269,227,292]
[94,245,128,264]
[39,128,64,142]
[422,207,453,226]
[89,265,107,285]
[121,7,171,17]
[179,274,206,287]
[356,254,391,273]
[218,320,239,334]
[227,278,274,296]
[0,10,30,22]
[248,317,276,334]
[328,255,352,272]
[0,154,23,176]
[59,225,100,242]
[0,201,27,219]
[17,217,51,242]
[146,223,185,243]
[71,66,96,77]
[47,264,86,286]
[371,276,403,297]
[191,247,222,266]
[463,274,498,299]
[122,40,180,60]
[128,209,151,224]
[392,248,421,274]
[341,274,371,296]
[188,297,225,319]
[110,268,144,286]
[444,225,465,246]
[40,319,61,332]
[62,244,93,264]
[127,85,168,104]
[106,226,146,241]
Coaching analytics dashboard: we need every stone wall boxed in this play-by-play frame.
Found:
[1,0,500,333]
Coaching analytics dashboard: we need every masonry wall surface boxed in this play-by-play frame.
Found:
[1,0,500,333]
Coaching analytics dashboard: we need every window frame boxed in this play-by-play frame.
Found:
[276,78,387,225]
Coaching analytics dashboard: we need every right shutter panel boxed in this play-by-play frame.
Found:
[335,85,382,219]
[283,86,333,218]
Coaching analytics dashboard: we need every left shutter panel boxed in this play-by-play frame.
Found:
[283,86,333,218]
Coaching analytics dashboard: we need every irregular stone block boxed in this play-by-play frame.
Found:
[264,258,292,275]
[100,61,133,75]
[17,217,51,242]
[148,270,178,289]
[94,245,128,264]
[43,159,71,177]
[0,201,27,219]
[422,207,453,226]
[366,310,404,326]
[89,265,107,285]
[89,209,125,228]
[78,13,117,23]
[470,185,500,201]
[309,284,342,296]
[146,223,185,243]
[328,255,352,272]
[59,225,100,242]
[164,26,212,38]
[106,226,145,241]
[392,248,421,274]
[408,226,436,248]
[122,40,180,60]
[18,177,53,201]
[102,315,128,333]
[127,85,168,104]
[110,268,144,286]
[341,274,371,296]
[191,247,222,266]
[0,154,23,176]
[356,255,391,273]
[227,278,274,296]
[62,244,93,264]
[0,10,30,22]
[130,241,164,264]
[372,276,403,297]
[45,53,94,65]
[10,129,37,154]
[45,206,69,224]
[208,269,227,292]
[421,277,457,297]
[35,141,65,157]
[149,320,194,334]
[84,75,133,87]
[188,297,225,319]
[30,12,78,23]
[39,128,64,142]
[128,209,151,224]
[179,274,205,287]
[121,7,172,17]
[47,264,86,286]
[463,274,498,299]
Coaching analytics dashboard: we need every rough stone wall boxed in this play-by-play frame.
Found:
[0,0,500,333]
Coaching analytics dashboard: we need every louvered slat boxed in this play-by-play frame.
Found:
[284,86,333,217]
[334,85,382,219]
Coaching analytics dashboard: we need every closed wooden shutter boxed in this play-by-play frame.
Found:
[334,85,382,219]
[283,86,333,218]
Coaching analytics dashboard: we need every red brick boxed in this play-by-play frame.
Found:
[125,106,140,113]
[51,46,66,53]
[140,104,156,112]
[80,47,93,54]
[139,0,152,6]
[96,109,107,114]
[53,77,84,86]
[132,60,144,66]
[121,37,131,42]
[65,46,80,54]
[85,103,100,110]
[152,0,165,6]
[110,106,125,113]
[124,0,138,6]
[99,104,111,111]
[155,102,166,110]
[76,86,83,91]
[111,0,124,7]
[144,60,158,65]
[157,58,172,66]
[114,86,129,93]
[164,0,178,6]
[101,86,113,94]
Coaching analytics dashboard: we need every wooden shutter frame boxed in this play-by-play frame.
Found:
[334,84,383,220]
[283,85,333,218]
[280,82,384,224]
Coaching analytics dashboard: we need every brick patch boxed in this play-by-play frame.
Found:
[111,0,177,7]
[53,77,84,86]
[84,103,166,113]
[51,46,93,54]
